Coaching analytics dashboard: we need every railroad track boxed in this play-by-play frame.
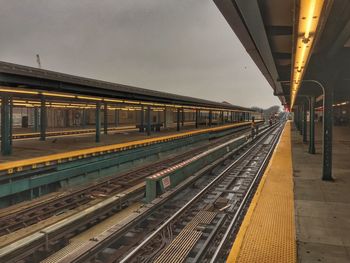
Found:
[51,122,283,263]
[0,125,255,237]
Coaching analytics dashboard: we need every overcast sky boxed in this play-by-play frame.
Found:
[0,0,281,108]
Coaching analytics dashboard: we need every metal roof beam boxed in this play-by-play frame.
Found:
[266,26,293,36]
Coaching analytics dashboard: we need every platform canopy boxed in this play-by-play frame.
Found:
[0,61,252,112]
[214,0,350,109]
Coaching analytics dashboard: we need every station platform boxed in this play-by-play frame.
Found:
[227,121,296,262]
[0,122,198,163]
[227,121,350,263]
[292,123,350,262]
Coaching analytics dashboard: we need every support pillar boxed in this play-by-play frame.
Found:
[209,110,212,127]
[322,87,333,181]
[95,102,101,143]
[40,96,47,141]
[157,110,161,131]
[65,110,70,127]
[163,107,167,128]
[82,109,87,129]
[146,105,151,136]
[34,107,39,132]
[294,108,298,129]
[303,103,308,143]
[309,97,316,154]
[115,109,119,127]
[1,95,11,155]
[140,106,144,132]
[221,111,224,125]
[177,108,180,131]
[181,108,184,127]
[103,102,108,135]
[195,109,199,128]
[9,98,13,146]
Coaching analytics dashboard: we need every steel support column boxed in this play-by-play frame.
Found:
[40,96,47,141]
[9,98,13,146]
[95,102,101,143]
[221,111,224,125]
[65,110,70,127]
[146,106,151,136]
[195,109,199,128]
[34,107,39,132]
[163,107,167,128]
[293,108,298,129]
[82,109,87,129]
[140,106,144,132]
[177,108,180,131]
[303,103,308,143]
[309,97,316,154]
[157,110,161,131]
[115,109,119,127]
[103,102,108,135]
[209,110,212,127]
[1,95,11,155]
[181,108,184,127]
[322,87,333,181]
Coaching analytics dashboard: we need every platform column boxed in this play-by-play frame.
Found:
[1,95,12,155]
[195,109,199,128]
[103,102,108,135]
[209,110,212,127]
[309,97,316,154]
[177,108,180,131]
[322,86,334,181]
[303,102,308,143]
[82,109,87,129]
[40,96,47,141]
[65,109,70,127]
[293,108,298,129]
[221,111,224,125]
[9,98,13,146]
[95,102,101,143]
[140,106,144,132]
[115,109,119,127]
[34,107,39,132]
[146,105,151,136]
[163,107,167,128]
[157,110,161,131]
[181,108,185,127]
[299,106,303,135]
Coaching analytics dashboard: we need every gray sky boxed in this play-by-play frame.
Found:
[0,0,281,108]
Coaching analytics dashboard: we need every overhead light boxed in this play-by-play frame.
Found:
[291,0,325,108]
[77,95,102,101]
[0,87,39,95]
[42,92,75,98]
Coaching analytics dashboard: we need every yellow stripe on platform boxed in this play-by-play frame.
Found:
[227,122,296,263]
[0,121,260,173]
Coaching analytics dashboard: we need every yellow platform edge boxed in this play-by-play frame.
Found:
[227,122,296,263]
[0,121,262,174]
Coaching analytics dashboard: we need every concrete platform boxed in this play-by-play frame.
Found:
[292,123,350,263]
[226,121,350,263]
[0,122,199,163]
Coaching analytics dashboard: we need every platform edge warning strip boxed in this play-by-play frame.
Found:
[0,121,260,175]
[227,122,296,263]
